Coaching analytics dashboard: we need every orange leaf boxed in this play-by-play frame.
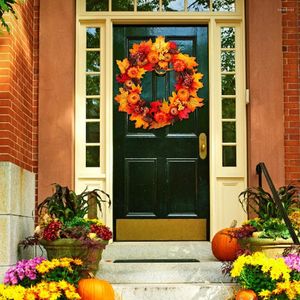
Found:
[130,115,149,129]
[116,58,130,74]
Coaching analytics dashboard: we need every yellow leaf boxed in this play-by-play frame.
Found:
[175,53,198,69]
[116,58,130,74]
[168,91,178,105]
[161,101,170,113]
[130,115,149,129]
[131,84,142,94]
[187,97,204,112]
[136,67,147,79]
[152,36,169,52]
[115,88,129,112]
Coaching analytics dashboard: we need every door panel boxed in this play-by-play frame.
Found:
[113,26,209,241]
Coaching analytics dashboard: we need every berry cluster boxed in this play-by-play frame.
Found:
[90,224,112,241]
[42,220,62,241]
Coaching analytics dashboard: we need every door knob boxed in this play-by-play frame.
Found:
[199,133,207,160]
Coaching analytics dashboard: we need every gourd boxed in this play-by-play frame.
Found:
[78,278,114,300]
[235,289,258,300]
[211,220,241,261]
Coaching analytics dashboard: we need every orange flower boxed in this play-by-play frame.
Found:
[127,67,139,78]
[127,92,140,104]
[147,51,159,64]
[154,111,169,123]
[164,53,172,62]
[173,59,186,72]
[177,88,190,101]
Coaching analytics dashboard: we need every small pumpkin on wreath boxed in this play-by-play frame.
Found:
[115,36,204,129]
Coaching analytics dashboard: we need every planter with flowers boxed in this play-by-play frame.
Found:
[236,185,300,257]
[0,256,115,299]
[21,184,112,275]
[223,247,300,299]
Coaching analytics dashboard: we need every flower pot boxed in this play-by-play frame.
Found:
[239,237,293,258]
[40,239,108,275]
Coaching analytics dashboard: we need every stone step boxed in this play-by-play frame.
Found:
[97,242,231,284]
[98,260,230,284]
[112,283,237,300]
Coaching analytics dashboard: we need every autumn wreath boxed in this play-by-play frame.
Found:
[115,36,204,129]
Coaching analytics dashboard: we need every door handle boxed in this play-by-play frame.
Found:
[199,133,207,160]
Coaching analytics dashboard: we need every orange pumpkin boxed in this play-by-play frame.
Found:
[211,227,241,261]
[78,278,115,300]
[235,289,258,300]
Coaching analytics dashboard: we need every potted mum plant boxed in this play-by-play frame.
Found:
[224,248,300,299]
[236,185,300,257]
[21,184,112,275]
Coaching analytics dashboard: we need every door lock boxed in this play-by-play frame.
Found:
[199,133,207,160]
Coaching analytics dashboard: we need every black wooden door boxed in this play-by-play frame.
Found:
[113,26,209,241]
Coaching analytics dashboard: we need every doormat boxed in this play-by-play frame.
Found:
[113,259,200,263]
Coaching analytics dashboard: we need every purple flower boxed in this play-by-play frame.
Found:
[3,257,46,285]
[284,253,300,272]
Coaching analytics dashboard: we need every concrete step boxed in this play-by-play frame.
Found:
[112,283,237,300]
[97,242,235,299]
[97,242,231,284]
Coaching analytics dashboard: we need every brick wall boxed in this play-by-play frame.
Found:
[0,0,39,174]
[282,0,300,184]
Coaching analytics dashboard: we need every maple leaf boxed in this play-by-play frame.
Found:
[152,36,169,53]
[175,53,198,69]
[178,107,191,120]
[187,97,204,112]
[115,88,129,112]
[117,58,130,74]
[131,84,142,94]
[130,114,149,129]
[160,101,170,114]
[136,67,147,79]
[168,91,178,105]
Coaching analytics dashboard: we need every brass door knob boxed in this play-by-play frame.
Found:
[199,133,207,160]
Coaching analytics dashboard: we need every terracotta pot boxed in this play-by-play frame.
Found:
[40,239,108,275]
[239,237,293,257]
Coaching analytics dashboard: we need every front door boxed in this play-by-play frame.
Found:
[113,26,209,241]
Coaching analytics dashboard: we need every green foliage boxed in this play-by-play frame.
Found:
[259,218,291,240]
[238,265,277,294]
[64,216,90,229]
[239,185,299,221]
[0,0,17,32]
[38,184,111,223]
[43,266,82,287]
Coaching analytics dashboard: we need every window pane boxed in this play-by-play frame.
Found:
[86,51,100,72]
[222,98,235,119]
[221,27,235,48]
[222,121,236,142]
[86,0,108,11]
[187,0,210,12]
[223,146,236,167]
[86,122,100,143]
[213,0,235,11]
[221,74,235,95]
[137,0,159,11]
[87,28,100,48]
[112,0,134,11]
[221,51,235,72]
[86,75,100,95]
[86,98,100,119]
[86,146,100,167]
[162,0,184,11]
